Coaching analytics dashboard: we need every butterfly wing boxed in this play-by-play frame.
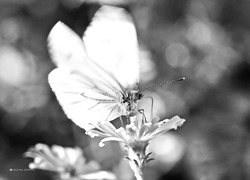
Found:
[48,22,124,131]
[83,5,140,90]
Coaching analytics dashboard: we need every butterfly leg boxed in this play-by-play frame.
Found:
[142,96,154,121]
[119,116,125,127]
[138,109,147,123]
[126,115,130,125]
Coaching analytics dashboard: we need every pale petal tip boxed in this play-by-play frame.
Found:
[99,142,105,147]
[86,131,98,138]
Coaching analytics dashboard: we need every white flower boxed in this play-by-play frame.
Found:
[24,143,116,180]
[87,115,185,179]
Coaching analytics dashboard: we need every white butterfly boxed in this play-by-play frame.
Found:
[48,6,141,131]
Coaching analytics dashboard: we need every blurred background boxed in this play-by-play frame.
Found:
[0,0,250,180]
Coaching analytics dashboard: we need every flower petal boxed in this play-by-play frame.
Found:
[151,116,185,137]
[64,147,84,166]
[79,171,117,180]
[87,129,111,138]
[99,137,125,147]
[25,146,61,168]
[98,121,123,138]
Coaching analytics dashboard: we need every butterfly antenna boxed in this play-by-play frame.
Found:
[140,77,185,92]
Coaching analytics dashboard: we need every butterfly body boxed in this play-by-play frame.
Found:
[121,89,143,114]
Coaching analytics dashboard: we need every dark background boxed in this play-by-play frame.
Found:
[0,0,250,180]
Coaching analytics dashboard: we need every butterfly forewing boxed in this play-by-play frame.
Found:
[83,5,140,90]
[48,22,123,94]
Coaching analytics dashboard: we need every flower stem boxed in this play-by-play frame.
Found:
[134,171,143,180]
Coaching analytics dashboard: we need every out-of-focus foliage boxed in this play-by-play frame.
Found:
[1,0,250,180]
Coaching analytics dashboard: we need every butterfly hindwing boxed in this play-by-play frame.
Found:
[48,22,123,130]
